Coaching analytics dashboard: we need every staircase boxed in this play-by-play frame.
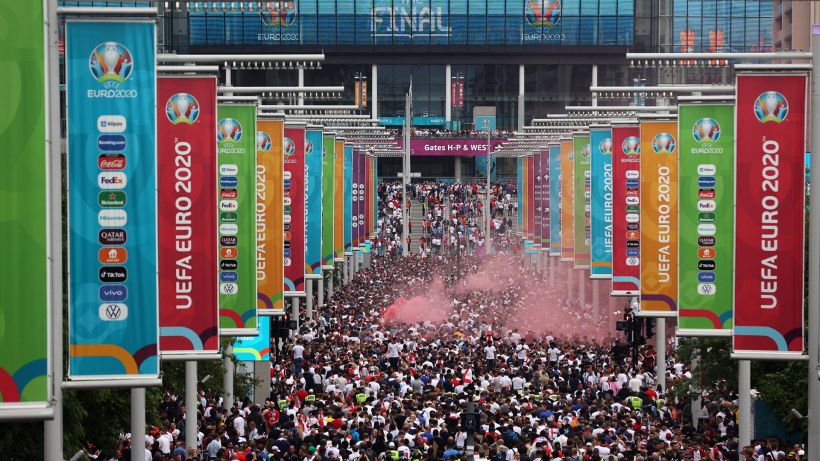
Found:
[407,200,426,254]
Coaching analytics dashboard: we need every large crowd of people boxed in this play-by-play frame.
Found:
[98,181,802,461]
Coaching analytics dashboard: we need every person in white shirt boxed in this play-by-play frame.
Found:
[293,343,305,374]
[484,343,496,370]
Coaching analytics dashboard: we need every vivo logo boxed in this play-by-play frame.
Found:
[99,284,128,302]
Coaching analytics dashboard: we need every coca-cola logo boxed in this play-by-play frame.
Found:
[98,154,126,170]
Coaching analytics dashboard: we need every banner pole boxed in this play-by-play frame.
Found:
[306,279,314,322]
[223,345,234,408]
[807,24,820,454]
[578,270,585,307]
[185,361,197,450]
[44,0,64,456]
[131,388,146,461]
[328,268,334,299]
[656,318,666,391]
[738,359,751,448]
[318,277,324,311]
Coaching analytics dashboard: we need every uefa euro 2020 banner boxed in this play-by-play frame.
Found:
[0,2,50,412]
[216,104,257,335]
[733,73,807,359]
[548,144,561,256]
[572,133,591,269]
[256,116,285,315]
[639,119,678,317]
[590,126,613,279]
[157,76,219,359]
[322,134,335,269]
[305,126,324,279]
[678,104,734,336]
[527,154,536,243]
[517,158,523,233]
[344,144,353,252]
[521,156,528,237]
[358,150,368,243]
[233,315,271,362]
[334,139,345,260]
[611,124,640,296]
[539,149,550,250]
[284,123,307,295]
[67,21,159,381]
[532,152,543,248]
[559,139,574,261]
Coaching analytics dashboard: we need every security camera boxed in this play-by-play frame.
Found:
[201,374,212,384]
[791,408,804,420]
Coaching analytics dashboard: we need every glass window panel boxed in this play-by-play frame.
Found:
[337,0,354,14]
[730,18,745,52]
[487,0,503,14]
[760,0,773,18]
[450,0,467,14]
[337,15,355,44]
[579,16,597,44]
[487,15,504,44]
[355,15,374,45]
[580,0,598,15]
[702,0,716,16]
[506,15,523,44]
[317,15,337,44]
[450,15,468,43]
[598,16,617,44]
[189,13,206,45]
[731,1,744,16]
[688,0,702,16]
[206,14,226,45]
[300,0,317,14]
[469,0,486,14]
[600,0,617,15]
[318,0,335,14]
[746,1,760,18]
[674,0,687,16]
[760,18,772,49]
[468,15,487,44]
[561,15,579,44]
[561,0,579,16]
[716,0,730,16]
[506,0,524,14]
[356,0,373,14]
[617,0,632,15]
[617,16,633,44]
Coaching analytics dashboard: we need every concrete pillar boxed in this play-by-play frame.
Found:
[371,64,379,120]
[253,361,271,406]
[454,156,462,181]
[739,360,752,449]
[656,318,666,391]
[592,280,600,327]
[131,388,146,461]
[578,270,586,307]
[223,344,234,408]
[291,297,300,330]
[318,277,324,310]
[298,67,305,105]
[343,255,350,284]
[445,64,452,125]
[185,361,197,450]
[306,279,313,321]
[566,265,574,300]
[518,64,525,130]
[328,269,334,300]
[591,65,598,107]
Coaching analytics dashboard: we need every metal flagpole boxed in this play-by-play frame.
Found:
[738,359,751,448]
[656,318,666,391]
[807,24,820,455]
[223,344,234,409]
[402,82,412,257]
[131,388,146,461]
[485,124,492,253]
[185,361,197,450]
[306,279,314,321]
[44,0,64,456]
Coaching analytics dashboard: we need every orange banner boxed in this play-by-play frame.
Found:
[560,139,574,261]
[257,117,285,314]
[639,120,679,316]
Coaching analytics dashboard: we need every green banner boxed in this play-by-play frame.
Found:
[322,134,335,269]
[0,1,49,407]
[573,134,591,268]
[678,103,734,334]
[217,104,257,335]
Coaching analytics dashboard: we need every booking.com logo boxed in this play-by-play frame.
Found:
[89,42,133,87]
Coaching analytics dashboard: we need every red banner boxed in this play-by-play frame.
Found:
[533,152,542,246]
[611,124,641,296]
[539,149,550,249]
[284,124,306,295]
[157,76,219,358]
[733,73,807,358]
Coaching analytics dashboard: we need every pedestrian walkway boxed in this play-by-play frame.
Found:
[408,200,425,254]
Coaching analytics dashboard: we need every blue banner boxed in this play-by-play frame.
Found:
[373,158,378,235]
[67,21,158,380]
[474,115,497,131]
[517,157,523,232]
[475,155,497,181]
[233,315,270,362]
[343,144,353,251]
[548,145,561,256]
[590,127,613,278]
[305,127,323,277]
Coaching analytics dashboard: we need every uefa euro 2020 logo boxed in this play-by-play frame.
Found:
[217,118,243,144]
[652,132,676,154]
[581,144,591,158]
[622,136,640,156]
[165,93,200,125]
[257,131,272,152]
[89,42,133,87]
[261,1,297,27]
[525,0,561,28]
[284,137,296,158]
[754,91,789,123]
[692,118,720,144]
[305,141,314,157]
[599,138,612,155]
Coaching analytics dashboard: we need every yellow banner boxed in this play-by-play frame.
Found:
[639,120,679,316]
[560,139,574,261]
[257,118,285,313]
[334,139,345,259]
